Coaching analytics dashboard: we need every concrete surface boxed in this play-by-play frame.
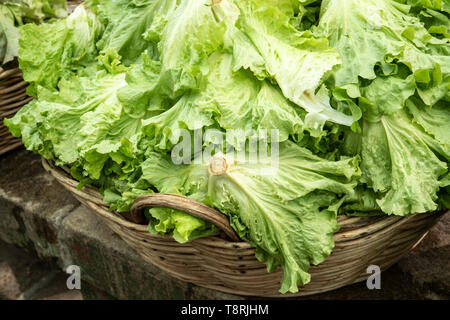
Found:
[0,240,82,300]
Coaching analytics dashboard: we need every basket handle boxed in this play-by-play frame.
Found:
[131,193,241,242]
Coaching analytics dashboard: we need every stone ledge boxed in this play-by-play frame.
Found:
[0,149,449,299]
[0,240,82,300]
[58,205,240,299]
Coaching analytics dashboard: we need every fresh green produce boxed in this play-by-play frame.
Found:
[4,0,450,293]
[0,0,67,65]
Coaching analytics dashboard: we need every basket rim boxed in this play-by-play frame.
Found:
[40,156,449,297]
[41,157,447,245]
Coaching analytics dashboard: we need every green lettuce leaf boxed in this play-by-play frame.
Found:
[0,6,20,65]
[1,0,67,65]
[141,92,217,153]
[398,0,450,13]
[361,75,416,121]
[214,0,353,130]
[156,0,226,98]
[87,0,180,65]
[4,0,67,23]
[135,141,360,293]
[407,96,450,146]
[5,70,128,166]
[147,208,219,244]
[18,5,103,95]
[203,52,304,142]
[318,0,450,105]
[361,110,448,215]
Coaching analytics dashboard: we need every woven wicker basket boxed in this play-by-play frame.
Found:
[41,158,446,297]
[0,66,32,156]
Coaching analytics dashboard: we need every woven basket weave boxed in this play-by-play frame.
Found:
[42,158,446,297]
[0,67,32,156]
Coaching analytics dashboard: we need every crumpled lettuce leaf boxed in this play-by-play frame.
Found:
[87,0,180,65]
[214,0,354,129]
[147,208,219,244]
[203,52,304,142]
[361,75,417,121]
[0,0,67,65]
[406,97,450,146]
[317,0,450,105]
[4,0,67,23]
[156,0,225,98]
[361,109,448,215]
[5,70,128,166]
[135,141,360,293]
[397,0,450,13]
[18,5,103,95]
[141,92,217,153]
[407,4,450,39]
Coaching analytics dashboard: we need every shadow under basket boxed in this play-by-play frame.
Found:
[41,157,447,297]
[0,67,32,156]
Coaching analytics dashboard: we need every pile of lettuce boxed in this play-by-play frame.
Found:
[4,0,450,293]
[0,0,67,65]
